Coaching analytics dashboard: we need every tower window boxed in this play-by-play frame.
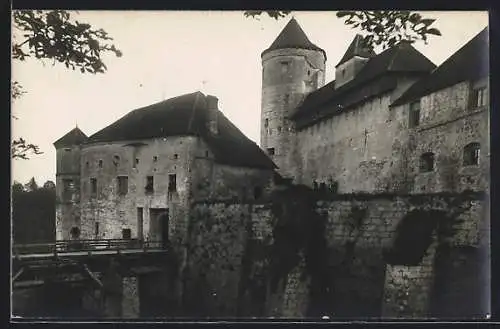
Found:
[470,86,487,108]
[90,178,97,197]
[117,176,128,195]
[62,179,74,201]
[419,152,435,172]
[174,153,178,159]
[153,155,158,162]
[145,176,154,193]
[168,174,177,192]
[463,142,480,166]
[281,61,290,73]
[267,147,275,156]
[98,159,103,168]
[409,101,421,128]
[264,118,269,128]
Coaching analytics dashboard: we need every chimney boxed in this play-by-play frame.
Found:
[206,95,219,135]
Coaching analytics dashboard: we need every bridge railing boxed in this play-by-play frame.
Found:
[12,239,165,256]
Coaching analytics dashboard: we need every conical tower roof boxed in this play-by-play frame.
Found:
[262,17,326,59]
[336,34,376,67]
[53,127,88,148]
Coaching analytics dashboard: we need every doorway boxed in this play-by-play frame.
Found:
[149,208,169,247]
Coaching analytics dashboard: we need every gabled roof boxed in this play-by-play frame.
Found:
[86,92,276,170]
[262,17,326,59]
[290,40,436,122]
[392,27,489,107]
[53,127,88,148]
[336,34,376,67]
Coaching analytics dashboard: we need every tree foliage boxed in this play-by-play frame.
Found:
[12,10,122,160]
[244,10,441,50]
[12,179,56,244]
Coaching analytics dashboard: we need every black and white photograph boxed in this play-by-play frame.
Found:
[11,9,490,320]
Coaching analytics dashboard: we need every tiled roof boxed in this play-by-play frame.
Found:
[391,27,489,107]
[53,127,88,148]
[262,17,326,59]
[336,34,376,67]
[290,40,436,124]
[86,92,276,170]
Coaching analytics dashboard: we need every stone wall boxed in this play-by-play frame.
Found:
[79,136,197,244]
[185,191,488,318]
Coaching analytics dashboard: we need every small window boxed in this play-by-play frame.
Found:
[135,158,140,165]
[409,101,421,128]
[90,178,97,196]
[267,147,275,156]
[264,118,269,128]
[471,86,487,108]
[117,176,128,195]
[145,176,154,193]
[253,186,263,200]
[70,226,80,239]
[419,152,435,172]
[113,155,120,167]
[174,154,179,159]
[98,159,103,168]
[463,142,480,166]
[62,179,74,201]
[168,174,177,192]
[95,222,99,238]
[153,156,158,162]
[122,228,132,240]
[341,69,346,77]
[307,69,311,76]
[281,61,290,73]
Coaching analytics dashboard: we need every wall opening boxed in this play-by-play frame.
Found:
[267,147,275,156]
[463,142,480,166]
[117,176,128,196]
[122,228,132,240]
[384,210,441,266]
[409,101,421,128]
[168,174,177,192]
[145,176,154,193]
[419,152,435,173]
[137,207,144,240]
[70,226,80,239]
[90,178,97,197]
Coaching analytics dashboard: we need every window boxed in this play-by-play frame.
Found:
[267,147,275,156]
[113,155,120,167]
[145,176,154,193]
[254,186,263,200]
[90,178,97,196]
[122,228,132,239]
[463,142,480,166]
[281,61,290,73]
[117,176,128,195]
[70,226,80,239]
[95,222,99,238]
[135,158,140,165]
[277,126,282,134]
[342,69,346,77]
[419,152,435,172]
[174,153,179,159]
[168,174,177,192]
[153,156,158,162]
[264,118,269,128]
[98,159,103,168]
[471,86,487,108]
[62,179,74,201]
[409,101,421,128]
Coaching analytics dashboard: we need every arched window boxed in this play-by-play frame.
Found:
[463,142,480,166]
[420,152,435,172]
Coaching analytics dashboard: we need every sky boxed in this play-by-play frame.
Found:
[11,11,488,185]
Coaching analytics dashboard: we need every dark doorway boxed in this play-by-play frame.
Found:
[149,208,168,247]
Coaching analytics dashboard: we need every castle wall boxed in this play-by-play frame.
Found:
[261,48,326,179]
[397,79,490,193]
[55,146,83,240]
[79,136,197,244]
[185,192,488,318]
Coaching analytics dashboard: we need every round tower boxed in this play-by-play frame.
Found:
[53,126,88,241]
[260,17,326,179]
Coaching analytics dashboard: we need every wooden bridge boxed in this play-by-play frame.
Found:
[12,239,170,289]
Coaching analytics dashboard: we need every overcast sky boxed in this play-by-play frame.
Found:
[11,11,488,185]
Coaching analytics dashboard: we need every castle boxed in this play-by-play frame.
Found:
[52,18,490,318]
